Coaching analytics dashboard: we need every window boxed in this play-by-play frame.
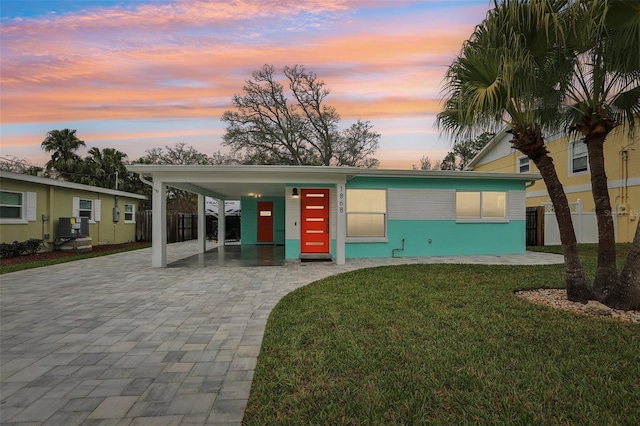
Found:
[124,203,135,223]
[518,156,530,173]
[456,191,506,221]
[73,197,101,222]
[0,191,24,221]
[346,189,386,239]
[0,190,35,224]
[79,199,93,219]
[570,140,588,174]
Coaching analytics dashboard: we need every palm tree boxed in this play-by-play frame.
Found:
[82,147,129,189]
[41,129,86,179]
[437,0,593,302]
[561,0,640,304]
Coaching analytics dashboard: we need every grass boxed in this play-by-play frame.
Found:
[0,242,150,274]
[245,245,640,425]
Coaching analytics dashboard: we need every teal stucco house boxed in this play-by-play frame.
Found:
[126,165,540,267]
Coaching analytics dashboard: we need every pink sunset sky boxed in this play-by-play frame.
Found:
[0,0,493,169]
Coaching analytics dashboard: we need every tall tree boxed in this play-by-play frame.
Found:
[561,0,640,304]
[437,0,593,303]
[440,132,494,170]
[0,155,42,175]
[132,143,223,212]
[138,142,213,165]
[41,129,86,179]
[80,147,130,190]
[221,64,379,167]
[412,156,442,171]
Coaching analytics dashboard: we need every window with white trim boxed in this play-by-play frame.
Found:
[518,156,530,173]
[79,199,93,219]
[1,190,24,221]
[0,190,36,224]
[570,140,588,174]
[124,203,135,223]
[346,189,387,239]
[456,191,507,221]
[73,197,101,222]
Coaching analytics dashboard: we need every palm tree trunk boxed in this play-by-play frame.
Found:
[533,153,593,303]
[510,124,593,303]
[584,136,619,300]
[605,222,640,310]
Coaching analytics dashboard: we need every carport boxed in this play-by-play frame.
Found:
[126,165,351,268]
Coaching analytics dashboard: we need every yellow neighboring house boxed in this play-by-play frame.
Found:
[467,125,639,244]
[0,170,147,251]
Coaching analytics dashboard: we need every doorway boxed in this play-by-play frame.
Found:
[301,189,330,254]
[257,201,274,243]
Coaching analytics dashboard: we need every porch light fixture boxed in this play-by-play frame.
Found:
[292,188,299,198]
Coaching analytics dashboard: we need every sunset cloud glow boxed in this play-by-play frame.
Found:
[0,0,491,168]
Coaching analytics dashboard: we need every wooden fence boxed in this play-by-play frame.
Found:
[135,211,240,243]
[135,211,198,243]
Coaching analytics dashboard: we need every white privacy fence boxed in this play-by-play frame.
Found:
[542,199,617,246]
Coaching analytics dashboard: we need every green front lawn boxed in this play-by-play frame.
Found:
[245,246,639,425]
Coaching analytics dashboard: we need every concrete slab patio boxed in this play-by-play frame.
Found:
[1,242,564,425]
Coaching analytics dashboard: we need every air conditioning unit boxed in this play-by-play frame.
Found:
[58,217,90,238]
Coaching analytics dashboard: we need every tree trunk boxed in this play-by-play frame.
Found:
[510,124,593,302]
[584,134,619,300]
[533,153,593,302]
[605,222,640,310]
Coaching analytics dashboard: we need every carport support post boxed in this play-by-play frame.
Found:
[218,199,226,247]
[197,194,206,254]
[152,179,167,267]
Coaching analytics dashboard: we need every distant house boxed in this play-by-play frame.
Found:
[127,165,540,267]
[467,124,640,244]
[0,170,147,251]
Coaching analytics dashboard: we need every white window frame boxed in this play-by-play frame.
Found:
[346,189,388,242]
[455,191,508,223]
[124,203,135,223]
[73,197,101,223]
[517,156,530,173]
[569,139,589,175]
[0,190,36,224]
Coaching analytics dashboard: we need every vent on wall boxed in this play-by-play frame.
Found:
[58,217,90,238]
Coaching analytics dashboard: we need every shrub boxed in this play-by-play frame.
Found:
[23,238,45,255]
[0,239,44,258]
[0,242,21,259]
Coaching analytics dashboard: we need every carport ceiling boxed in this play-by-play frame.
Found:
[168,181,287,200]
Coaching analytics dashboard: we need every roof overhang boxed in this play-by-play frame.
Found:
[0,170,147,200]
[126,165,542,200]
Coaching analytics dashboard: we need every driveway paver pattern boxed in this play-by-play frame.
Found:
[1,242,563,425]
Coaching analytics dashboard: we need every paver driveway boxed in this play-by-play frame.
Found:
[1,242,563,425]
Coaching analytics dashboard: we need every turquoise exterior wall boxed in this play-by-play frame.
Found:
[241,196,285,245]
[342,176,527,259]
[282,175,528,259]
[345,220,526,258]
[285,239,300,259]
[346,176,524,191]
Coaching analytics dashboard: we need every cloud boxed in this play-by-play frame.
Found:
[0,0,491,166]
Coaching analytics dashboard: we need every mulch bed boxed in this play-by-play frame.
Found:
[516,288,640,323]
[0,242,149,267]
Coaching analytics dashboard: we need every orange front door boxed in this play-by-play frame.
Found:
[301,189,330,253]
[257,201,273,243]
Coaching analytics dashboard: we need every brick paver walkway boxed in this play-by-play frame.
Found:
[1,242,563,425]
